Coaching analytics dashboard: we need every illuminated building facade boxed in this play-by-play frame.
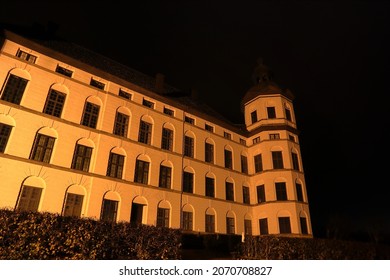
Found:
[0,29,312,237]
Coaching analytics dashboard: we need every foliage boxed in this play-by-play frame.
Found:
[0,209,181,260]
[235,235,389,260]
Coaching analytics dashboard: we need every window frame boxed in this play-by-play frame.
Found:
[71,144,93,172]
[138,120,152,145]
[161,127,174,151]
[113,112,129,137]
[43,89,66,118]
[29,133,55,163]
[0,123,12,153]
[159,165,172,189]
[81,101,100,129]
[182,171,194,193]
[134,159,150,184]
[1,74,28,105]
[106,152,125,179]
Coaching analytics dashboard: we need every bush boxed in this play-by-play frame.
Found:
[235,235,388,259]
[0,209,181,260]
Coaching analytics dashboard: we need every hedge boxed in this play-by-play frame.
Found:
[235,235,390,259]
[0,209,181,260]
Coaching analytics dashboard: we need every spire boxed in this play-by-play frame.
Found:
[252,57,272,85]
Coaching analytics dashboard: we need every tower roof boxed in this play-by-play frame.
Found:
[241,58,294,111]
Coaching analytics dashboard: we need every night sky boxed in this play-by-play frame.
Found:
[1,1,390,241]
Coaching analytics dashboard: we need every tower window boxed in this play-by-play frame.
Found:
[267,107,276,119]
[251,111,258,123]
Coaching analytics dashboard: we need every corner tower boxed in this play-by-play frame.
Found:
[242,59,312,237]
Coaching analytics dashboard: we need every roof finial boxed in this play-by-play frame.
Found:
[252,57,271,85]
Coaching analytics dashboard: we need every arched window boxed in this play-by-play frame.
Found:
[205,208,216,233]
[0,114,15,153]
[16,176,45,212]
[0,69,30,105]
[71,138,95,172]
[182,204,194,231]
[134,154,151,184]
[113,107,131,137]
[43,84,68,118]
[29,127,58,163]
[159,160,172,189]
[81,96,102,129]
[63,184,86,217]
[100,191,120,222]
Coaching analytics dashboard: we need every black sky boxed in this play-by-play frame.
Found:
[1,1,390,240]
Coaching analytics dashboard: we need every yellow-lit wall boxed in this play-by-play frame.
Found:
[0,31,312,237]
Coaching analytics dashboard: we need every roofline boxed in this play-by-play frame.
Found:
[1,28,247,134]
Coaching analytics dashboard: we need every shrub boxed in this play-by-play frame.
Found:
[0,209,181,260]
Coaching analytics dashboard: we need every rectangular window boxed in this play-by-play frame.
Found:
[226,217,235,234]
[253,136,260,144]
[243,186,250,204]
[300,217,308,234]
[184,116,194,124]
[134,159,149,184]
[285,107,292,121]
[182,211,193,231]
[289,135,296,142]
[71,144,92,172]
[119,89,131,100]
[157,208,169,227]
[184,136,194,157]
[272,151,284,169]
[183,171,193,193]
[130,203,144,225]
[63,193,83,217]
[16,185,42,212]
[159,165,172,189]
[205,214,215,233]
[276,182,288,201]
[142,98,154,108]
[161,128,173,151]
[241,155,248,174]
[225,182,234,201]
[257,184,266,203]
[254,154,263,173]
[251,111,258,123]
[224,131,231,139]
[1,74,28,104]
[55,65,73,77]
[138,120,152,144]
[113,112,129,137]
[292,152,300,171]
[81,102,100,129]
[43,89,66,118]
[244,219,252,235]
[205,124,214,132]
[205,177,215,197]
[90,78,105,90]
[0,124,12,153]
[259,218,269,235]
[270,133,280,139]
[267,107,276,119]
[224,149,232,169]
[279,217,292,234]
[100,199,118,222]
[296,183,304,202]
[205,142,214,163]
[106,152,125,179]
[16,50,37,63]
[163,107,174,116]
[29,134,55,163]
[240,138,246,145]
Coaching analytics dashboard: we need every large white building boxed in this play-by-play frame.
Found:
[0,28,312,237]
